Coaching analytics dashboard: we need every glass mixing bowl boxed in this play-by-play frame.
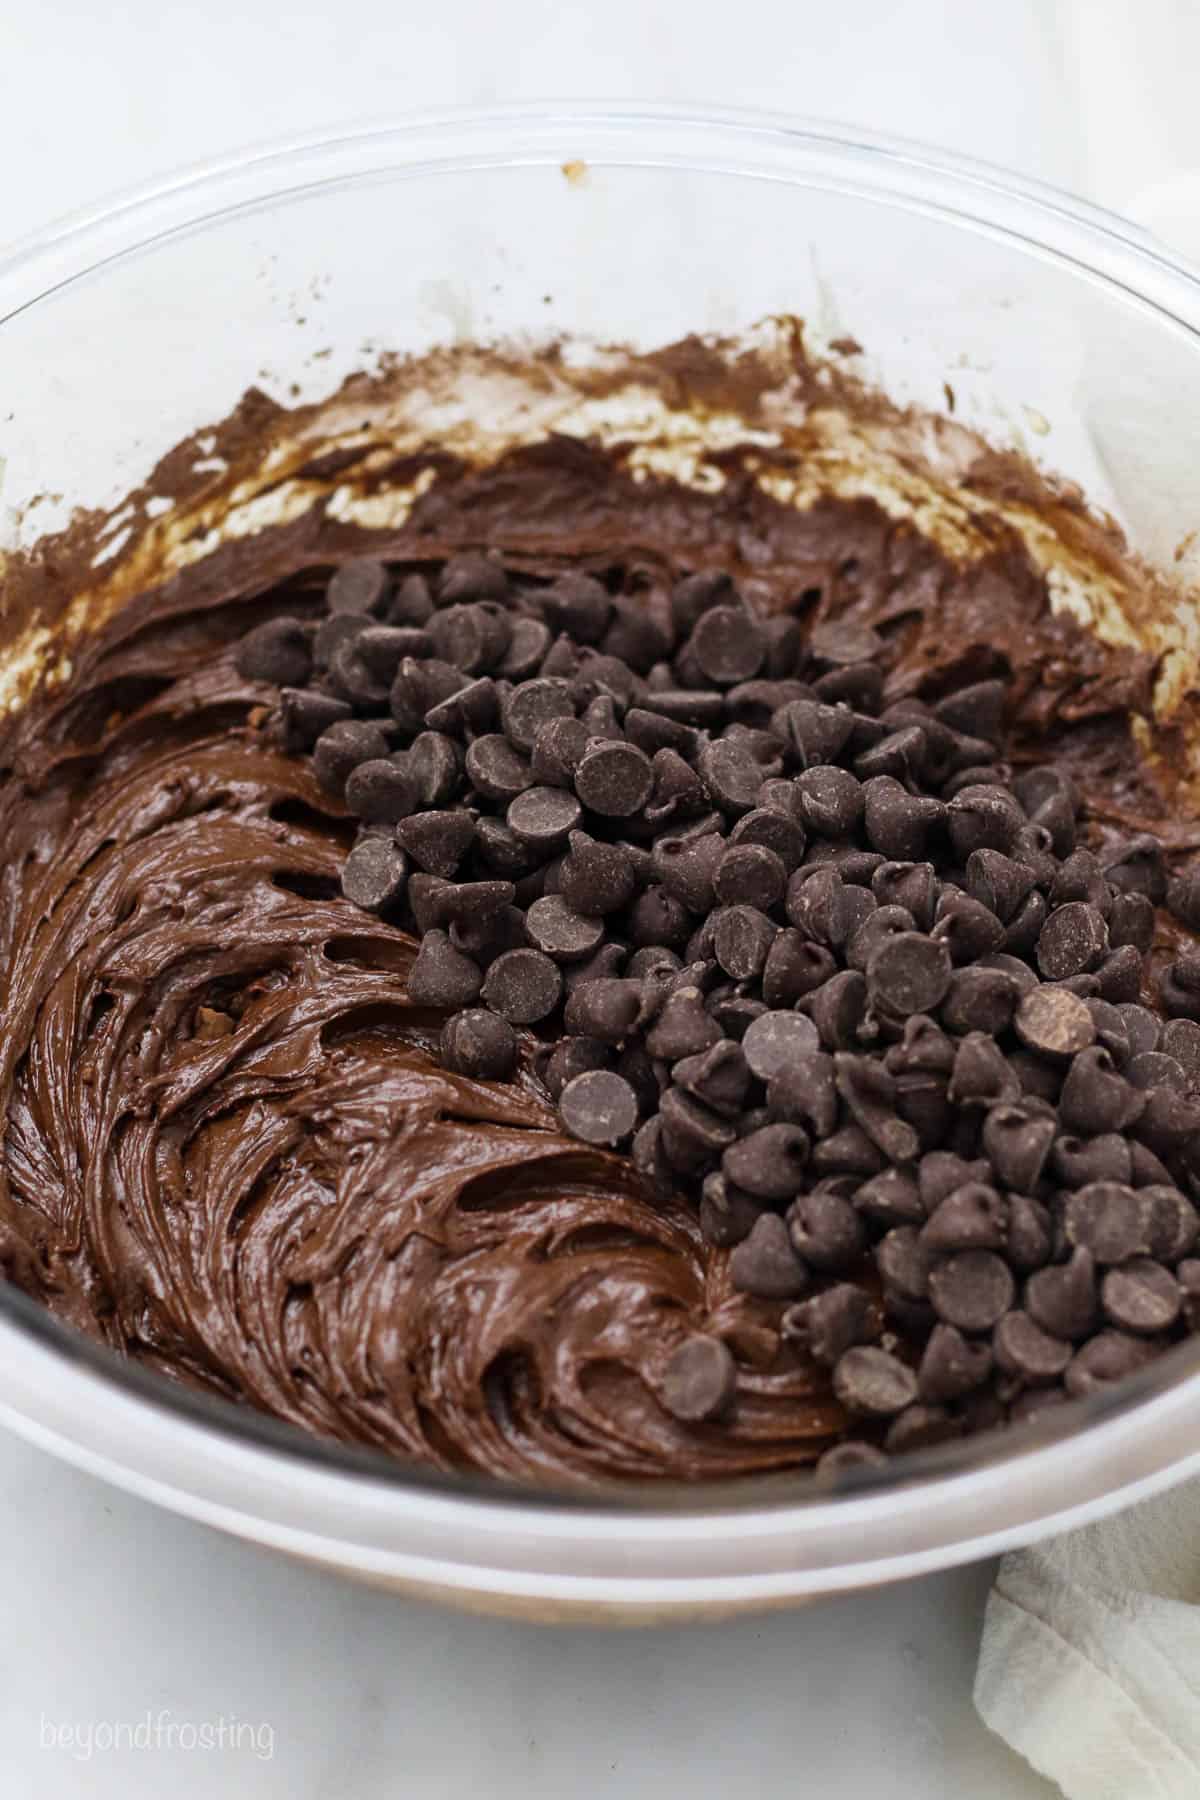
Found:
[3,104,1200,1620]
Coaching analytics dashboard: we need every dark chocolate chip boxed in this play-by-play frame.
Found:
[312,718,392,796]
[855,1168,925,1227]
[982,1103,1057,1191]
[993,1311,1072,1384]
[1014,984,1096,1059]
[730,1212,810,1298]
[689,605,765,685]
[1059,1046,1145,1135]
[497,616,553,681]
[1036,902,1110,981]
[729,807,807,871]
[788,1188,868,1270]
[673,1040,750,1117]
[921,1183,1008,1253]
[1167,867,1200,931]
[795,765,864,837]
[406,930,483,1009]
[1026,1246,1100,1341]
[506,785,582,849]
[723,1124,811,1202]
[558,1069,639,1147]
[405,731,463,807]
[279,687,352,751]
[806,970,869,1052]
[574,741,654,818]
[918,1323,994,1403]
[740,1010,820,1082]
[440,1009,518,1080]
[762,932,837,1007]
[784,1284,875,1366]
[465,734,533,801]
[344,758,417,825]
[940,966,1019,1036]
[712,905,778,981]
[865,931,952,1016]
[947,1033,1020,1107]
[394,809,474,877]
[501,678,575,754]
[1065,1331,1156,1397]
[438,552,508,605]
[833,1346,918,1418]
[713,843,787,911]
[1006,1196,1054,1272]
[928,1251,1015,1332]
[1051,1134,1133,1189]
[481,949,562,1023]
[541,1036,611,1098]
[660,1335,737,1423]
[876,1226,935,1301]
[327,557,390,615]
[932,891,1006,963]
[341,836,408,911]
[564,978,644,1045]
[1101,1258,1180,1334]
[658,1086,737,1172]
[644,987,722,1060]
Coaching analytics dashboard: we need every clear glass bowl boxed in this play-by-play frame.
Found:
[3,104,1200,1618]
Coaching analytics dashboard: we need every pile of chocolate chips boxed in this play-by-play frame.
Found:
[236,550,1200,1463]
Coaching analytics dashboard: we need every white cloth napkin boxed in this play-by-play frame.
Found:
[975,1484,1200,1798]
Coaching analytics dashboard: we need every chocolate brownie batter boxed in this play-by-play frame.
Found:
[0,428,1189,1485]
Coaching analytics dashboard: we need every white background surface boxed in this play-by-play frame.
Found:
[0,4,1191,1795]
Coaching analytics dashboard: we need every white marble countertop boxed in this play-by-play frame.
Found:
[3,3,1189,1794]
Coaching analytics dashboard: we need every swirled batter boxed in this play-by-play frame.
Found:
[0,435,1181,1484]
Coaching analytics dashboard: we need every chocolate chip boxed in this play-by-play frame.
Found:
[940,966,1019,1036]
[712,905,777,981]
[387,573,434,626]
[500,678,575,755]
[855,1167,925,1227]
[1108,891,1156,952]
[1051,1133,1133,1190]
[279,687,352,751]
[1147,1186,1200,1261]
[395,808,474,876]
[341,836,408,910]
[833,1346,918,1418]
[807,970,869,1051]
[573,741,653,818]
[643,987,722,1061]
[440,1009,518,1080]
[327,557,390,615]
[404,731,463,808]
[564,978,643,1045]
[1065,1331,1156,1397]
[1059,1046,1145,1135]
[698,738,765,816]
[815,1441,890,1478]
[1007,1196,1054,1272]
[834,1054,919,1162]
[866,931,952,1016]
[723,1124,810,1202]
[928,1250,1014,1333]
[519,895,602,963]
[481,948,562,1023]
[658,1086,737,1171]
[768,1051,839,1137]
[529,716,590,789]
[784,1284,875,1366]
[713,843,786,911]
[688,604,764,685]
[465,734,533,801]
[982,1103,1056,1191]
[627,886,692,950]
[1026,1246,1100,1341]
[1167,863,1200,930]
[918,1323,993,1402]
[921,1183,1008,1252]
[947,1033,1020,1107]
[539,572,612,645]
[541,1036,611,1098]
[795,765,864,837]
[312,718,391,796]
[993,1311,1072,1384]
[729,807,807,871]
[1036,902,1110,981]
[932,891,1006,963]
[739,1010,820,1082]
[344,758,417,825]
[673,1040,750,1116]
[438,552,508,605]
[1101,1259,1180,1335]
[876,1226,935,1301]
[406,930,483,1009]
[761,932,836,1008]
[1014,984,1096,1059]
[656,1333,736,1422]
[506,785,582,850]
[787,1188,868,1271]
[555,1069,639,1148]
[862,776,943,860]
[730,1212,810,1298]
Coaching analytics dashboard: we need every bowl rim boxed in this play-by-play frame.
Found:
[5,101,1200,1603]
